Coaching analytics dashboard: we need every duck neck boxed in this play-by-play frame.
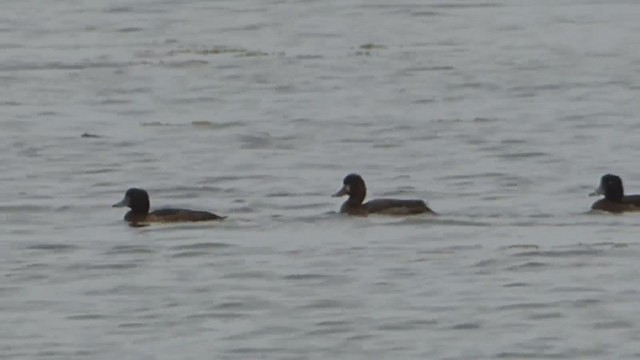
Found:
[606,187,623,202]
[131,200,150,214]
[346,187,366,205]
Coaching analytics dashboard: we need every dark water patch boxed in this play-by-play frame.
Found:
[503,282,528,288]
[496,302,552,311]
[550,286,604,293]
[593,320,634,329]
[473,259,497,267]
[501,244,539,250]
[200,174,275,183]
[372,141,401,149]
[117,27,143,33]
[513,249,603,257]
[84,284,163,296]
[191,120,245,129]
[86,263,138,270]
[306,327,352,335]
[591,242,630,248]
[410,11,441,17]
[238,134,296,150]
[105,6,133,13]
[411,98,437,104]
[159,60,209,68]
[141,121,188,127]
[496,352,565,359]
[169,96,217,105]
[105,245,154,255]
[118,322,147,328]
[500,138,528,145]
[168,46,267,57]
[570,298,601,307]
[265,191,324,198]
[340,137,375,144]
[377,319,437,331]
[359,43,385,50]
[437,172,505,181]
[316,320,350,327]
[420,244,483,255]
[451,322,481,330]
[171,251,210,258]
[82,167,117,174]
[397,217,490,226]
[161,185,225,196]
[224,325,298,341]
[495,151,549,159]
[283,273,333,281]
[275,203,329,211]
[98,98,131,105]
[171,242,233,251]
[430,3,503,9]
[228,347,283,355]
[0,43,22,49]
[506,261,548,270]
[0,286,21,295]
[81,132,101,138]
[0,61,124,72]
[301,299,352,309]
[67,314,109,320]
[0,205,53,212]
[27,243,78,251]
[295,54,324,60]
[528,312,563,320]
[403,65,455,73]
[214,302,245,310]
[185,312,248,320]
[98,87,152,96]
[223,271,273,279]
[118,109,153,116]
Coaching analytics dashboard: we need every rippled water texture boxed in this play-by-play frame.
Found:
[2,0,640,359]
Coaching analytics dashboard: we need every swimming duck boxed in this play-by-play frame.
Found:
[113,188,225,223]
[332,173,435,216]
[589,174,640,213]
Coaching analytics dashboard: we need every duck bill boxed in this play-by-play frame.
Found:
[112,196,130,208]
[332,185,349,197]
[589,184,604,197]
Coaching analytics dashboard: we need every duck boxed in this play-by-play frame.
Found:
[332,173,435,216]
[589,174,640,213]
[113,188,225,223]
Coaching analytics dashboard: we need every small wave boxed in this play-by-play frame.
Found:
[105,245,154,255]
[451,322,481,330]
[171,251,210,258]
[496,302,552,311]
[27,243,78,251]
[87,263,138,270]
[283,273,333,280]
[513,249,603,257]
[300,299,350,309]
[171,242,233,251]
[223,271,273,279]
[184,312,247,320]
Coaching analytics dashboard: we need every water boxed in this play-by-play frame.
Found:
[2,0,640,358]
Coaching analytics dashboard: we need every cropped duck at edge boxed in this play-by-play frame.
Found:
[332,174,435,216]
[113,188,226,223]
[589,174,640,213]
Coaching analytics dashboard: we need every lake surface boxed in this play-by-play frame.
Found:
[2,0,640,359]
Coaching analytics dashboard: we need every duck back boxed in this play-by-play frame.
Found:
[364,199,434,215]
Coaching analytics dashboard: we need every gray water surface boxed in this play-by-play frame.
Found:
[2,1,640,359]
